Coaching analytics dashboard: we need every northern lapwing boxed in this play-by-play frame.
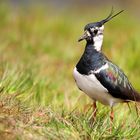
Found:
[73,9,140,121]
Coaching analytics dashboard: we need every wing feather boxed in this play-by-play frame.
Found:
[95,61,139,101]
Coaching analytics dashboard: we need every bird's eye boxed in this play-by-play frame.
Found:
[94,29,98,34]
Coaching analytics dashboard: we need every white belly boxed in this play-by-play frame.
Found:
[73,67,122,106]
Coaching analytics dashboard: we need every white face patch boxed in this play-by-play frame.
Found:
[93,34,103,51]
[86,30,91,37]
[93,25,104,51]
[84,25,104,51]
[90,27,95,32]
[99,25,104,31]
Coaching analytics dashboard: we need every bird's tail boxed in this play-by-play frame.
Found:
[128,90,140,117]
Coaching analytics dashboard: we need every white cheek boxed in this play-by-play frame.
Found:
[86,31,91,37]
[100,25,104,31]
[98,25,104,35]
[93,35,103,51]
[91,28,95,32]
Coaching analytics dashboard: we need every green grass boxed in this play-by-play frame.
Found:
[0,4,140,139]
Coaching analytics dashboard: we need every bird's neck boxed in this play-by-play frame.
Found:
[87,34,103,52]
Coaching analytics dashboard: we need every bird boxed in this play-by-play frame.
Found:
[73,8,140,121]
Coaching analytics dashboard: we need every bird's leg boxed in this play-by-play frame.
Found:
[108,107,114,132]
[93,101,97,121]
[110,107,114,122]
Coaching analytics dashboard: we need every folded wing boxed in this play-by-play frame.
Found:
[94,61,140,101]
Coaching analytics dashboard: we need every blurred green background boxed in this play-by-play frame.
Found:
[0,0,140,139]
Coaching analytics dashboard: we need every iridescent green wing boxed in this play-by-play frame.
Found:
[95,61,135,100]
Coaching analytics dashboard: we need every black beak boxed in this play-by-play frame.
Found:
[100,8,124,25]
[78,31,89,42]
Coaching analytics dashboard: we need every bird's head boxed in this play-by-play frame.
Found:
[78,8,124,51]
